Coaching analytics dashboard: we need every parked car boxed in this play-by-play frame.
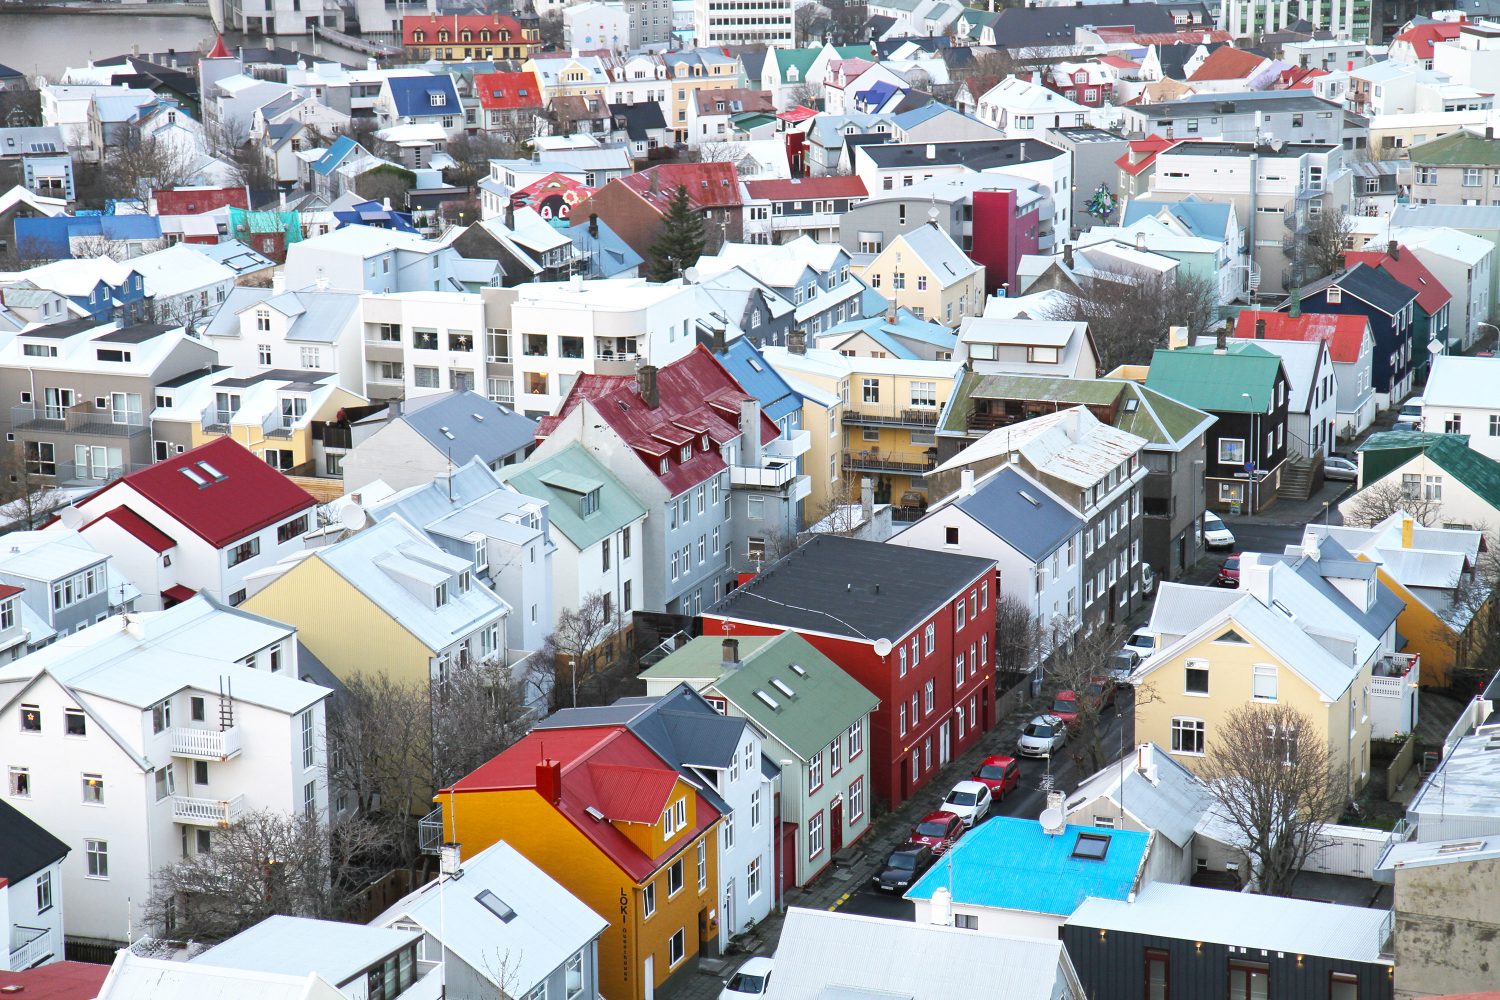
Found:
[1108,649,1141,687]
[720,957,774,1000]
[1216,554,1242,588]
[1324,455,1358,481]
[1083,675,1117,712]
[941,779,993,828]
[1140,562,1157,595]
[871,843,936,893]
[973,754,1021,799]
[1049,690,1081,728]
[1017,714,1068,757]
[1399,396,1424,422]
[909,810,966,855]
[1123,628,1156,662]
[1203,510,1236,550]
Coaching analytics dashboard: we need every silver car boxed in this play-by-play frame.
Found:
[1324,455,1358,481]
[1017,714,1068,757]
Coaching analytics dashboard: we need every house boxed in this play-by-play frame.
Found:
[376,74,464,136]
[1217,319,1337,467]
[432,725,722,1000]
[1345,432,1500,545]
[0,188,69,265]
[373,840,608,1000]
[402,14,541,62]
[536,685,775,946]
[1285,264,1418,407]
[816,308,957,362]
[1144,338,1293,514]
[857,223,984,328]
[935,372,1212,581]
[69,438,316,608]
[641,633,878,893]
[1075,214,1236,315]
[1231,307,1378,439]
[1418,355,1500,462]
[571,161,746,262]
[1136,537,1412,799]
[686,87,775,147]
[1378,834,1500,1000]
[1063,883,1394,1000]
[0,802,67,971]
[704,534,995,806]
[116,243,235,329]
[498,443,646,649]
[191,917,430,994]
[198,283,364,396]
[742,176,869,246]
[954,317,1099,379]
[340,390,537,494]
[0,597,329,945]
[971,76,1088,140]
[928,406,1150,632]
[905,813,1153,939]
[0,126,74,201]
[281,226,471,295]
[1386,225,1493,353]
[14,214,164,264]
[7,257,146,322]
[766,908,1087,1000]
[530,348,785,615]
[1347,241,1453,367]
[1184,46,1277,92]
[0,530,139,658]
[694,238,868,339]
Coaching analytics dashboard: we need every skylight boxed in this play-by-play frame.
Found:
[440,426,455,440]
[754,689,780,711]
[789,662,807,677]
[769,678,795,698]
[198,461,226,482]
[475,889,517,922]
[180,467,207,487]
[1072,832,1111,861]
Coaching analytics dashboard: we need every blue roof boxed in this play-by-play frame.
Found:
[386,75,462,118]
[333,200,418,233]
[312,136,360,177]
[825,308,957,358]
[1121,195,1232,240]
[890,103,948,129]
[716,337,804,425]
[906,816,1148,917]
[15,215,163,258]
[856,81,903,108]
[952,466,1083,562]
[565,215,644,278]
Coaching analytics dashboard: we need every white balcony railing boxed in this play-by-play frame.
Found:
[9,925,53,970]
[172,793,246,827]
[730,459,795,489]
[766,428,811,460]
[171,726,242,761]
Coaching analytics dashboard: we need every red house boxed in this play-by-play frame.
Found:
[572,162,746,261]
[474,70,544,137]
[703,535,997,807]
[972,186,1042,296]
[403,13,542,61]
[151,186,249,216]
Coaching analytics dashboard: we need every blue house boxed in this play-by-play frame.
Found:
[332,199,418,233]
[820,306,957,360]
[715,335,806,439]
[14,214,163,261]
[565,214,643,278]
[381,75,463,131]
[1284,264,1417,408]
[18,258,148,322]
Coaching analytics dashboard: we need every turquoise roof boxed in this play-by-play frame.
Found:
[1145,341,1283,413]
[498,442,646,551]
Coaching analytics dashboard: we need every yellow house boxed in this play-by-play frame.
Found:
[855,225,986,329]
[664,52,743,142]
[760,343,961,516]
[1136,546,1416,801]
[437,726,721,1000]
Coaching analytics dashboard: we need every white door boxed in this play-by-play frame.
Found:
[644,954,655,1000]
[939,721,951,766]
[723,878,736,943]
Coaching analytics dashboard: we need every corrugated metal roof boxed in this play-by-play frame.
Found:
[949,466,1083,562]
[1145,341,1284,413]
[499,442,646,552]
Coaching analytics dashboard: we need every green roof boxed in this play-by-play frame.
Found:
[1410,130,1500,167]
[774,48,820,84]
[640,632,878,760]
[1402,435,1500,509]
[498,443,646,551]
[939,371,1213,448]
[731,112,777,130]
[1144,342,1283,414]
[1356,430,1465,486]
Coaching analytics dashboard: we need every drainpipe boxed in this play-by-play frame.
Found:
[1246,145,1259,301]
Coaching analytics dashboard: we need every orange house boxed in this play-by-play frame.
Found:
[438,726,721,1000]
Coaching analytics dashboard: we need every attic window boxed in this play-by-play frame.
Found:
[474,889,517,922]
[1327,286,1343,304]
[1124,398,1138,412]
[429,91,447,107]
[1214,629,1248,644]
[581,487,601,516]
[1072,832,1111,860]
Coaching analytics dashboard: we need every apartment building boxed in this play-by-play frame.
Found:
[1408,128,1500,207]
[0,803,67,971]
[281,226,480,295]
[359,290,491,404]
[1118,92,1355,148]
[0,530,138,661]
[693,238,869,338]
[857,225,985,329]
[742,175,869,246]
[0,597,329,945]
[694,0,792,48]
[0,318,216,488]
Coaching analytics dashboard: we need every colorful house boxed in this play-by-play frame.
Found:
[436,726,721,1000]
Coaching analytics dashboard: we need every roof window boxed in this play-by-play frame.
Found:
[1072,832,1111,860]
[474,889,516,921]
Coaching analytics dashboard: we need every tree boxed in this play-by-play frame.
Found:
[794,2,826,45]
[785,80,825,111]
[107,124,201,200]
[531,592,619,711]
[537,10,564,50]
[356,164,418,208]
[447,132,526,187]
[646,185,707,281]
[993,592,1045,680]
[1041,269,1220,371]
[144,809,393,942]
[1041,620,1124,777]
[1300,207,1355,281]
[1341,481,1442,530]
[0,444,70,530]
[1199,703,1343,896]
[430,658,536,788]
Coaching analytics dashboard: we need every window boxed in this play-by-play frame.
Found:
[848,719,863,759]
[808,810,825,857]
[36,870,52,913]
[911,381,937,407]
[1145,948,1169,1000]
[154,766,175,800]
[1253,663,1278,701]
[643,881,656,918]
[66,708,86,737]
[1425,475,1443,501]
[697,837,707,891]
[1218,438,1245,465]
[226,538,261,568]
[1185,661,1208,695]
[668,928,686,967]
[862,378,879,403]
[924,623,935,654]
[1171,717,1205,755]
[924,680,935,713]
[564,954,584,1000]
[301,709,315,769]
[809,750,824,791]
[849,776,865,822]
[668,858,684,896]
[300,347,320,369]
[8,766,30,797]
[830,737,842,775]
[747,857,762,898]
[82,772,104,804]
[1228,961,1268,1000]
[86,839,108,878]
[152,699,171,734]
[195,760,209,786]
[277,515,310,545]
[1330,972,1359,1000]
[257,344,272,365]
[945,526,959,546]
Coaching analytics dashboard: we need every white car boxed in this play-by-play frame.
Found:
[1203,510,1236,550]
[1123,628,1156,661]
[1324,455,1358,481]
[941,779,993,828]
[720,957,774,1000]
[1399,396,1424,422]
[1017,714,1068,757]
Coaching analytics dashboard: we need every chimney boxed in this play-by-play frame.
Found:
[710,322,726,354]
[1135,232,1146,251]
[861,476,873,522]
[1063,244,1075,269]
[739,398,763,467]
[722,637,741,668]
[1388,239,1399,260]
[271,271,286,293]
[1214,329,1227,354]
[1302,533,1321,561]
[637,364,660,408]
[1041,790,1066,836]
[1489,126,1496,140]
[278,190,287,212]
[928,886,953,926]
[1255,318,1266,339]
[886,300,898,323]
[1288,287,1302,319]
[535,759,562,804]
[960,468,976,497]
[1402,515,1414,549]
[1135,743,1158,784]
[787,327,807,355]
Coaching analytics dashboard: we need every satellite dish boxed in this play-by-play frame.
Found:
[873,638,893,658]
[338,505,368,532]
[57,506,84,530]
[1039,807,1065,835]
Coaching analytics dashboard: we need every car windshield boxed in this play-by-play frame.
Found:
[1025,723,1055,739]
[1205,513,1224,529]
[1130,634,1153,649]
[1085,683,1105,697]
[727,972,767,993]
[888,852,918,870]
[915,819,951,837]
[1224,557,1240,570]
[947,790,978,806]
[978,764,1007,779]
[1050,697,1075,713]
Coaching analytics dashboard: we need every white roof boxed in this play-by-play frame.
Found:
[1408,721,1500,822]
[982,288,1072,320]
[760,344,961,381]
[1421,354,1500,409]
[0,528,109,581]
[373,841,608,992]
[1066,883,1392,965]
[288,225,445,261]
[97,950,345,1000]
[979,74,1088,114]
[1387,224,1492,266]
[12,256,138,296]
[1380,834,1500,872]
[1224,337,1322,412]
[126,243,236,299]
[887,223,982,287]
[196,916,419,984]
[959,316,1083,348]
[930,405,1146,487]
[1064,743,1213,848]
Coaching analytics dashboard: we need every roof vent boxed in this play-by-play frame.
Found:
[473,412,485,422]
[1018,489,1041,508]
[441,426,455,440]
[585,805,607,821]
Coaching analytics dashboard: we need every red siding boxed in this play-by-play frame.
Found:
[972,189,1040,297]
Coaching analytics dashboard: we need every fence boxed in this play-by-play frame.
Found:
[1384,734,1419,801]
[1302,824,1391,878]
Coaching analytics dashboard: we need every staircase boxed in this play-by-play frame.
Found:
[1280,451,1322,501]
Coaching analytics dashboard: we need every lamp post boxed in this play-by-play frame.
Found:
[1241,392,1257,517]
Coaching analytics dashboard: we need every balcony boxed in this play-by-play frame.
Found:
[9,925,54,971]
[201,403,234,434]
[261,409,295,440]
[731,458,797,489]
[13,402,147,438]
[171,726,242,761]
[842,407,938,430]
[765,428,811,460]
[842,449,935,478]
[173,793,246,827]
[1370,652,1420,737]
[53,460,138,488]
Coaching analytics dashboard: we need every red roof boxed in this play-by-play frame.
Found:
[537,345,780,496]
[0,962,111,1000]
[402,13,536,46]
[153,186,249,216]
[1277,65,1327,89]
[744,175,868,201]
[204,34,234,60]
[81,438,316,549]
[1098,54,1141,69]
[1187,46,1266,82]
[162,584,198,604]
[1345,244,1452,315]
[1394,21,1463,60]
[0,583,22,600]
[84,505,177,552]
[615,162,745,214]
[1115,134,1187,176]
[1231,309,1369,364]
[778,105,819,123]
[444,726,720,881]
[474,71,543,112]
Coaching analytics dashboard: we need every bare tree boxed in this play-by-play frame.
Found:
[1041,620,1124,777]
[0,444,71,530]
[531,592,619,711]
[1042,269,1220,371]
[1341,482,1442,529]
[431,658,536,788]
[794,2,826,45]
[537,10,564,49]
[1199,703,1343,896]
[447,132,525,188]
[107,124,201,200]
[785,80,826,111]
[144,809,393,942]
[1300,207,1356,281]
[993,592,1045,680]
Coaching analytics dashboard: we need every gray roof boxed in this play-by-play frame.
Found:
[1392,203,1500,232]
[397,390,537,465]
[203,284,362,344]
[1065,744,1212,848]
[949,466,1082,562]
[195,916,418,983]
[1408,721,1500,824]
[1133,91,1344,118]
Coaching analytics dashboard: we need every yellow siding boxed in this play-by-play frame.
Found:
[1372,566,1460,688]
[854,254,986,328]
[241,555,436,687]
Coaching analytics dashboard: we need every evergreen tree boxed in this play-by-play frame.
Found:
[646,184,707,281]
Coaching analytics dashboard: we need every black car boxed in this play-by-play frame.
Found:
[872,842,935,893]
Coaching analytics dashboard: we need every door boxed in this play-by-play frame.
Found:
[643,954,654,1000]
[939,721,951,766]
[830,797,843,853]
[722,878,735,943]
[43,387,73,421]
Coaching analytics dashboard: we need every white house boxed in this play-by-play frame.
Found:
[191,916,430,998]
[973,76,1089,141]
[96,950,345,1000]
[0,802,68,970]
[0,596,330,945]
[1420,355,1500,461]
[1389,225,1493,352]
[1218,334,1338,460]
[199,283,367,394]
[122,244,237,328]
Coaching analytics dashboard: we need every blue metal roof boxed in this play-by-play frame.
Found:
[564,215,642,278]
[825,308,958,357]
[333,200,418,233]
[716,337,804,426]
[15,214,163,258]
[890,103,948,129]
[856,81,903,108]
[906,816,1148,917]
[952,466,1083,562]
[1122,195,1232,240]
[386,75,462,118]
[312,136,359,177]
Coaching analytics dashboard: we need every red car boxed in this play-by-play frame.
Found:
[910,810,965,856]
[1216,554,1242,588]
[973,754,1021,799]
[1083,675,1117,712]
[1049,690,1081,729]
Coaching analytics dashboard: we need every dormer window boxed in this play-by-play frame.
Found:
[429,91,447,107]
[473,538,488,572]
[435,582,449,607]
[438,29,450,42]
[0,598,13,631]
[680,445,692,463]
[414,29,425,41]
[458,571,471,595]
[660,458,669,474]
[582,487,601,516]
[255,309,271,332]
